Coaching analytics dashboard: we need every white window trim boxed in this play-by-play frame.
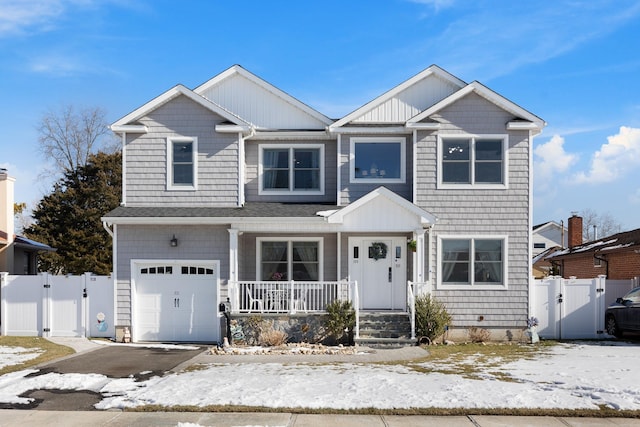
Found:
[437,134,508,190]
[167,136,198,191]
[256,237,324,281]
[258,144,325,195]
[350,137,406,184]
[436,234,508,290]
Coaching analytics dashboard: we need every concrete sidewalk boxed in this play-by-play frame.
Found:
[2,410,640,426]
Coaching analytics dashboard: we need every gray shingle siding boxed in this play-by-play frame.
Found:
[415,93,531,330]
[124,95,239,207]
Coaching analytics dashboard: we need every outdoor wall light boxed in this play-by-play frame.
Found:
[170,235,178,247]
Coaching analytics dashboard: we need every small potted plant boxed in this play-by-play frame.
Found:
[407,239,417,252]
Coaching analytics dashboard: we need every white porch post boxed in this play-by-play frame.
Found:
[414,229,426,294]
[228,229,239,311]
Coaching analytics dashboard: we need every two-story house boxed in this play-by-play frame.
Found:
[102,64,545,344]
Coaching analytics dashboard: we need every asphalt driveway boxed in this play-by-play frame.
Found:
[4,344,204,411]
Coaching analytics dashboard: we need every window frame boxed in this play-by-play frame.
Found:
[256,237,324,281]
[258,144,325,195]
[167,136,198,191]
[436,235,508,290]
[350,137,406,184]
[437,134,508,189]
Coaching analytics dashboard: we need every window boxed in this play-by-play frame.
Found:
[438,135,507,188]
[259,145,323,194]
[594,257,603,268]
[350,137,406,183]
[438,236,507,289]
[534,243,546,249]
[167,137,197,190]
[258,238,322,281]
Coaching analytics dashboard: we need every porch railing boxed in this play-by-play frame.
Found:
[228,280,354,314]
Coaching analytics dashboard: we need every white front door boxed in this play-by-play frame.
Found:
[349,237,406,310]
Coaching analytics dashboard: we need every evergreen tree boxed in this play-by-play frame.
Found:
[25,151,121,275]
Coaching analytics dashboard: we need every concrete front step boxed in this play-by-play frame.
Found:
[355,337,418,349]
[357,311,413,345]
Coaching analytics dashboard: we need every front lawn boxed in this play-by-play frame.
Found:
[0,336,75,375]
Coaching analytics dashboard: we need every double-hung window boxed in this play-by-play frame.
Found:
[350,137,406,183]
[438,135,507,189]
[260,145,323,194]
[438,236,507,289]
[167,137,197,190]
[258,238,322,281]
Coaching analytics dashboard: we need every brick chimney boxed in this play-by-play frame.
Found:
[567,213,583,248]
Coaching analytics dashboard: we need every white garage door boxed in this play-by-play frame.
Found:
[133,261,219,343]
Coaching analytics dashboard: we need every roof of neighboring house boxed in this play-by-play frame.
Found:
[13,235,56,252]
[533,221,564,231]
[547,227,640,260]
[104,203,341,219]
[533,246,562,264]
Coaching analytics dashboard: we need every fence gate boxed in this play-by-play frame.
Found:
[532,276,635,340]
[1,272,115,338]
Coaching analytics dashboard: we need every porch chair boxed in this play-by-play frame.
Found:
[292,287,308,313]
[247,288,264,313]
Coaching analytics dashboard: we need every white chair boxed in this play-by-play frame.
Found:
[247,288,264,313]
[292,288,308,312]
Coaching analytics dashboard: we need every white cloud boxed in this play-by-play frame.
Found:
[573,126,640,184]
[534,134,578,187]
[0,0,64,36]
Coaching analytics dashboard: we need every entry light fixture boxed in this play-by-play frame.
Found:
[170,235,178,247]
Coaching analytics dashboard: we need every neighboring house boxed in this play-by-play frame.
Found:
[102,64,545,344]
[0,169,55,274]
[547,214,640,280]
[532,246,562,279]
[532,220,567,257]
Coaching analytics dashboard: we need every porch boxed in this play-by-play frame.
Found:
[225,280,428,346]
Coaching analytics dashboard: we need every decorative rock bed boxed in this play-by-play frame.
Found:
[208,343,363,356]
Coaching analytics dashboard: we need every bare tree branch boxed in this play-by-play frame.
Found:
[580,208,623,241]
[36,105,112,177]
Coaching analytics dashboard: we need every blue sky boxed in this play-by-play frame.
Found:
[1,0,640,231]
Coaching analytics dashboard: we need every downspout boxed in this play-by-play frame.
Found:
[594,252,609,278]
[238,131,245,207]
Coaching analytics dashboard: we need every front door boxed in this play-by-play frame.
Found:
[349,237,406,310]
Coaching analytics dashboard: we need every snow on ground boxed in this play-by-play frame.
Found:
[1,341,640,410]
[0,346,43,370]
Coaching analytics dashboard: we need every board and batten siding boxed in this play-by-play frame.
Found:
[244,139,338,203]
[338,134,413,205]
[115,224,229,326]
[415,92,531,330]
[124,95,239,207]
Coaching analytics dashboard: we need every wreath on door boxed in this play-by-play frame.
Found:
[369,242,388,260]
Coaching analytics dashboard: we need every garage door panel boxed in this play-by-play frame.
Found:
[134,262,219,343]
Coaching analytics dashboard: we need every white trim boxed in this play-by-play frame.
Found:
[437,134,508,190]
[329,126,409,135]
[238,132,245,206]
[412,129,417,203]
[258,144,325,195]
[331,65,466,129]
[256,237,324,281]
[194,65,333,127]
[167,136,198,191]
[215,124,252,134]
[405,122,440,130]
[436,235,508,290]
[336,133,342,206]
[121,132,127,205]
[349,137,406,184]
[112,84,248,128]
[111,125,147,133]
[407,81,545,134]
[247,131,334,140]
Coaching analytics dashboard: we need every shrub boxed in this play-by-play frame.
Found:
[259,328,288,346]
[324,299,356,345]
[415,294,452,342]
[467,326,491,343]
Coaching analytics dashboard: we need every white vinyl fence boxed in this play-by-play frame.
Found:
[0,272,115,338]
[532,275,638,340]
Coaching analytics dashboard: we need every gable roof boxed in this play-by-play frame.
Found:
[111,84,249,131]
[548,227,640,259]
[533,221,566,233]
[324,186,437,227]
[330,65,466,129]
[194,65,333,130]
[407,81,546,134]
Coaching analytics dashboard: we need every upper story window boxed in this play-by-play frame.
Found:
[167,137,197,190]
[437,236,507,290]
[438,135,507,189]
[259,144,324,195]
[350,137,406,183]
